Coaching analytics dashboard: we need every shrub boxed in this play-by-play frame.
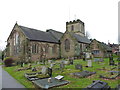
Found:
[4,57,14,67]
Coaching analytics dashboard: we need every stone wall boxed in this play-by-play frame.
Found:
[60,31,76,58]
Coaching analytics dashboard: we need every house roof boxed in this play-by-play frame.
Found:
[71,33,91,44]
[19,25,61,43]
[92,39,112,51]
[100,42,112,51]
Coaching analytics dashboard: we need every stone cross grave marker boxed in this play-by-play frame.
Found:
[41,66,48,75]
[75,64,83,71]
[87,60,92,67]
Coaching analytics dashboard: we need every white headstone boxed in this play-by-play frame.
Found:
[23,63,25,67]
[41,66,48,75]
[86,53,90,59]
[88,60,92,67]
[64,61,69,65]
[37,61,40,64]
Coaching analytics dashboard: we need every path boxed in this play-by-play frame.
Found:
[0,62,26,89]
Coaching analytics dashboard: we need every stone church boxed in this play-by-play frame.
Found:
[6,19,90,62]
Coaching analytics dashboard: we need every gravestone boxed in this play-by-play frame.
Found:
[23,63,25,67]
[32,67,37,71]
[99,58,104,62]
[83,53,86,61]
[60,61,65,72]
[37,61,40,64]
[86,52,90,59]
[75,64,83,71]
[87,60,92,67]
[109,54,114,65]
[48,60,52,64]
[50,63,54,68]
[41,66,48,75]
[69,57,74,65]
[64,61,69,65]
[48,67,52,77]
[86,80,110,89]
[20,62,23,67]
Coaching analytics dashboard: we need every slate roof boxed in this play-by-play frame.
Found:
[46,29,63,41]
[71,33,91,44]
[19,26,60,43]
[19,25,90,44]
[100,42,112,51]
[92,39,112,51]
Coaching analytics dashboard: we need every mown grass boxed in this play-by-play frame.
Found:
[3,57,119,89]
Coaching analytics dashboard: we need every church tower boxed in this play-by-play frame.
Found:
[66,19,85,37]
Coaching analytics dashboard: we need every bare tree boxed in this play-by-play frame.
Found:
[85,31,91,39]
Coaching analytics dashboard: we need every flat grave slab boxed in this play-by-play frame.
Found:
[32,77,69,89]
[70,71,96,78]
[24,72,49,81]
[85,80,110,89]
[94,58,104,62]
[99,71,120,79]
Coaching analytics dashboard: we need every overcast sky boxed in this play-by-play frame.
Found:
[0,0,119,50]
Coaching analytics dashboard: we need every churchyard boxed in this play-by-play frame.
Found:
[3,56,119,89]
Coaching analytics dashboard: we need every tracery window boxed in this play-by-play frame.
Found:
[65,39,70,52]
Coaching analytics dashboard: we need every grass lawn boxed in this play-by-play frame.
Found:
[3,57,119,89]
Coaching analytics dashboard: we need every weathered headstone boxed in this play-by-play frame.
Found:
[37,61,40,64]
[60,61,65,72]
[48,60,52,64]
[32,67,37,71]
[109,54,114,65]
[87,60,92,67]
[83,53,86,61]
[75,64,83,71]
[64,61,69,65]
[48,67,52,77]
[99,58,104,62]
[41,66,48,75]
[69,57,74,65]
[20,62,23,67]
[50,63,54,68]
[23,63,25,67]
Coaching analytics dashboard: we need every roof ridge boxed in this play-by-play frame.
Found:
[19,25,46,33]
[46,29,63,34]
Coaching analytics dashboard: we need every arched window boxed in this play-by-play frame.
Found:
[71,25,74,31]
[65,39,70,52]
